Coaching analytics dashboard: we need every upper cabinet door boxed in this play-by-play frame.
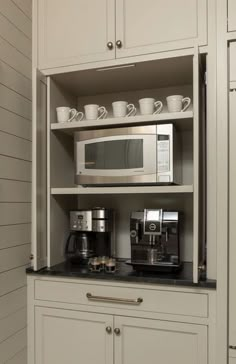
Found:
[37,0,115,70]
[115,0,207,58]
[228,0,236,32]
[115,316,208,364]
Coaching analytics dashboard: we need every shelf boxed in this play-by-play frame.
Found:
[51,111,193,134]
[51,185,193,195]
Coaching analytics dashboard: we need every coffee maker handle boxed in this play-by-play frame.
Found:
[65,233,76,254]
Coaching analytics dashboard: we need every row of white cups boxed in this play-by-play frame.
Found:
[56,95,192,123]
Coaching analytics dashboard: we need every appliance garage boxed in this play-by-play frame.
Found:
[32,52,206,283]
[27,0,229,361]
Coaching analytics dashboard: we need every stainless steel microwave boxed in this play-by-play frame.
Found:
[74,124,181,186]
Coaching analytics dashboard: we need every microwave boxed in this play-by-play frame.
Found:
[74,124,181,186]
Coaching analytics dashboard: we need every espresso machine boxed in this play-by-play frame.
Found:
[128,209,181,272]
[65,208,114,264]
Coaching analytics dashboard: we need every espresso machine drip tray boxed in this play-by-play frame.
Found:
[126,260,182,273]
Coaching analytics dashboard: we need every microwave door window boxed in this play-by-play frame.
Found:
[84,139,143,170]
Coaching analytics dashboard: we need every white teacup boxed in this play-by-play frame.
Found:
[112,101,136,118]
[166,95,191,113]
[139,98,163,115]
[56,107,77,123]
[84,104,108,120]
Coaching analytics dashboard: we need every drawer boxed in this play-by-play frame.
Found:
[230,42,236,83]
[34,279,208,318]
[230,358,236,364]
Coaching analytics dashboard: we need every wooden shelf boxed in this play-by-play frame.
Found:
[51,185,193,195]
[50,111,193,134]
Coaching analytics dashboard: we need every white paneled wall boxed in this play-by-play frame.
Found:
[0,1,31,363]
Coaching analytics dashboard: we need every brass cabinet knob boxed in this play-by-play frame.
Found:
[116,40,122,49]
[114,328,121,335]
[107,42,114,50]
[106,326,112,334]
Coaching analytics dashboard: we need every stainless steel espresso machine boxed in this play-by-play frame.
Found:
[128,209,181,272]
[65,208,114,264]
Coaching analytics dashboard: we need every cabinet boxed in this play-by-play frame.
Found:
[228,0,236,32]
[37,0,116,69]
[28,276,216,364]
[35,0,208,70]
[115,316,207,364]
[35,307,113,364]
[32,51,206,283]
[33,295,208,364]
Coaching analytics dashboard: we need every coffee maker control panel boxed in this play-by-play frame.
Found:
[70,211,92,231]
[144,209,162,235]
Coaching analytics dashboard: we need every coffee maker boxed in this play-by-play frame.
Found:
[65,208,114,264]
[128,209,181,272]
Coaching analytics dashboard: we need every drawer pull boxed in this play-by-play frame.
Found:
[86,293,143,305]
[229,345,236,350]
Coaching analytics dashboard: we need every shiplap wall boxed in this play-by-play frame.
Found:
[0,1,32,363]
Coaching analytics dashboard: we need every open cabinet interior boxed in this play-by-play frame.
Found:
[49,193,193,267]
[37,52,207,282]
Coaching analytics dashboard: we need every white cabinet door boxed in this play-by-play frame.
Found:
[229,90,236,349]
[35,307,113,364]
[228,0,236,32]
[37,0,115,70]
[31,69,47,270]
[114,316,207,364]
[115,0,207,58]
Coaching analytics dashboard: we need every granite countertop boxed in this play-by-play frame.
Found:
[26,260,216,289]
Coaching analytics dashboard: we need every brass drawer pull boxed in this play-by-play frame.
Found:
[86,293,143,305]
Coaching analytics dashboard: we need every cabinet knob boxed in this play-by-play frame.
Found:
[116,40,122,49]
[107,42,114,50]
[106,326,112,334]
[114,328,121,335]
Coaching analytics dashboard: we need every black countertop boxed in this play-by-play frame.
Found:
[26,261,216,289]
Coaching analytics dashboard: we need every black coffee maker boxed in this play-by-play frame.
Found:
[128,209,182,272]
[65,208,114,265]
